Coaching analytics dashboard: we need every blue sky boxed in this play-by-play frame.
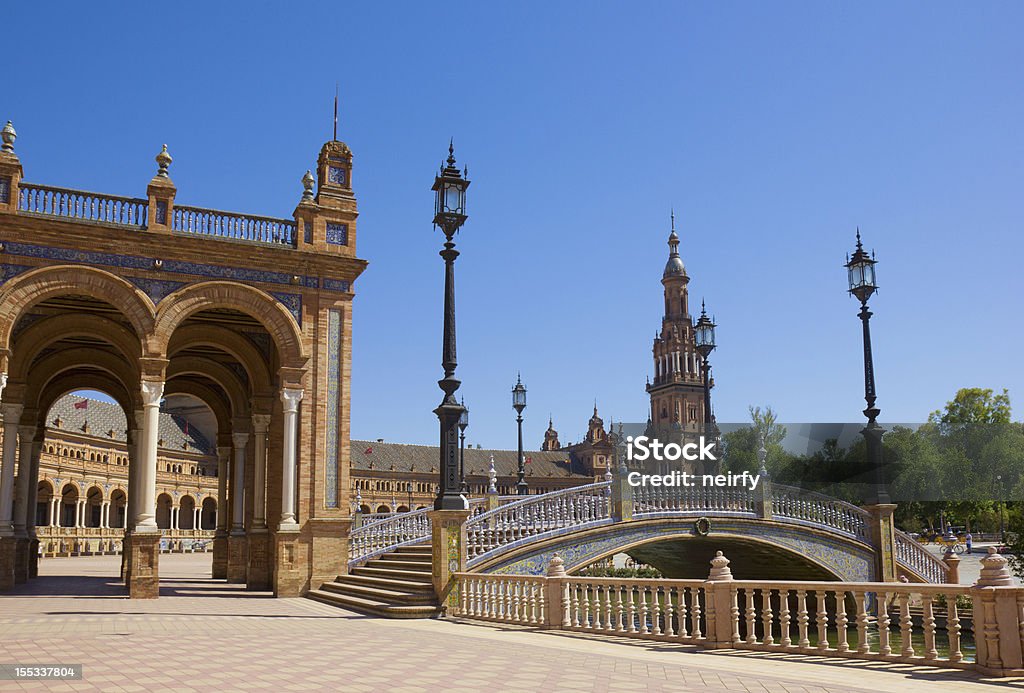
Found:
[6,3,1023,448]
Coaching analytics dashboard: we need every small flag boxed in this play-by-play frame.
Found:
[364,446,373,455]
[74,399,89,410]
[526,456,532,464]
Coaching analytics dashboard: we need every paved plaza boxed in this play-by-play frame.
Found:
[0,555,1016,692]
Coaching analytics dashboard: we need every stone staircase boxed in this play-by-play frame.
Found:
[307,544,440,618]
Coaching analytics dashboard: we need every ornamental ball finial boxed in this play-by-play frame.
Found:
[976,545,1013,586]
[547,553,567,577]
[155,144,172,177]
[301,169,315,201]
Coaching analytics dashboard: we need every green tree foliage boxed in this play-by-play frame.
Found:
[721,405,787,476]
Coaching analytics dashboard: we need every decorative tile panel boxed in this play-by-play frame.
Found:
[0,263,31,284]
[322,278,350,293]
[155,201,167,225]
[269,292,302,323]
[128,277,185,303]
[304,221,312,244]
[325,223,348,246]
[324,308,342,508]
[0,177,10,204]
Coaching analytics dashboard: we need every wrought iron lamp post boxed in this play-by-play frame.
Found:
[845,230,890,504]
[406,482,413,511]
[431,142,471,511]
[512,375,528,495]
[459,400,469,493]
[694,301,717,437]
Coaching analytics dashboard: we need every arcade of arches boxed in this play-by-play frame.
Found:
[0,132,366,597]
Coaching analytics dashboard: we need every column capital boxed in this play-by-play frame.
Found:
[216,446,231,462]
[1,402,23,422]
[16,424,37,442]
[280,387,303,413]
[140,381,164,406]
[232,432,250,448]
[252,414,272,433]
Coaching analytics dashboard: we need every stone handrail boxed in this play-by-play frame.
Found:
[450,551,1024,677]
[465,481,611,563]
[172,204,296,246]
[895,530,950,583]
[770,484,871,541]
[19,182,148,227]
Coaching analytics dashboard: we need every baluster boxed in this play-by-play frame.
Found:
[639,585,650,635]
[570,584,580,627]
[947,592,964,662]
[745,588,757,644]
[509,581,520,622]
[899,592,914,658]
[690,588,702,639]
[877,592,891,657]
[581,583,591,629]
[835,590,849,653]
[591,583,602,630]
[855,590,870,653]
[614,584,625,632]
[816,590,828,651]
[664,587,675,638]
[677,587,688,638]
[461,577,470,616]
[627,585,637,633]
[761,588,774,646]
[796,589,810,650]
[729,586,741,644]
[652,587,663,636]
[922,593,937,661]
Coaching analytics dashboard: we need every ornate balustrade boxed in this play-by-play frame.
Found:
[633,484,754,515]
[450,552,1024,677]
[770,484,871,541]
[19,183,148,227]
[896,530,950,584]
[465,482,611,563]
[172,204,296,247]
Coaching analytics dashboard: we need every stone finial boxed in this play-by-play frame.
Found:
[976,546,1014,586]
[546,553,566,577]
[487,454,497,494]
[708,550,734,581]
[155,144,172,177]
[301,169,315,201]
[1,121,16,153]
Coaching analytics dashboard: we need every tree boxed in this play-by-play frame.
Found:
[721,405,788,476]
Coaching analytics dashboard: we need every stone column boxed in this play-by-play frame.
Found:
[194,507,200,531]
[227,432,249,584]
[972,547,1023,675]
[543,555,570,629]
[26,440,41,578]
[251,414,270,530]
[278,389,302,530]
[12,425,35,583]
[125,381,163,599]
[121,419,141,583]
[0,403,23,536]
[212,445,230,579]
[704,550,741,649]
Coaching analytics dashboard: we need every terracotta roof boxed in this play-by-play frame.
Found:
[46,394,214,455]
[350,440,592,479]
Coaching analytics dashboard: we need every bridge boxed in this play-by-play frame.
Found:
[307,478,1024,678]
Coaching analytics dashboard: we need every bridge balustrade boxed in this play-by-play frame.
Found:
[449,550,1024,678]
[19,183,148,227]
[770,485,871,541]
[465,482,611,562]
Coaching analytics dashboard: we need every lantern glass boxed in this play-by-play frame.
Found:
[512,381,527,409]
[459,406,469,427]
[444,182,464,214]
[696,321,715,349]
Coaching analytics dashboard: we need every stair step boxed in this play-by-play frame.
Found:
[335,573,435,593]
[378,552,432,563]
[320,580,437,605]
[351,566,434,583]
[392,545,432,555]
[307,590,441,619]
[368,558,432,571]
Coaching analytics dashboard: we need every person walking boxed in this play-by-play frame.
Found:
[965,531,973,554]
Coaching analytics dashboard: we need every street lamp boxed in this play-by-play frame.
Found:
[694,300,717,436]
[459,399,469,493]
[406,482,413,511]
[512,374,528,495]
[431,141,471,511]
[845,229,889,504]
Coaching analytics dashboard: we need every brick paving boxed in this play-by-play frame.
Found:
[0,555,1012,692]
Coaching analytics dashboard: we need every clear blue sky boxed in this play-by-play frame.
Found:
[6,3,1023,448]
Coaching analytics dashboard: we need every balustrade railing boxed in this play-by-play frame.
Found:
[465,482,611,563]
[450,554,1024,676]
[172,204,296,246]
[895,530,950,583]
[19,183,148,227]
[633,483,754,515]
[771,484,871,541]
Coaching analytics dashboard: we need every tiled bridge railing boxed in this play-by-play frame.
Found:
[449,549,1024,678]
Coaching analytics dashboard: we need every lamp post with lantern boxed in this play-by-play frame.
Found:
[431,142,470,511]
[694,301,717,437]
[512,375,528,495]
[845,229,890,505]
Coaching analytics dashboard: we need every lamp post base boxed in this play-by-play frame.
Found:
[434,400,468,511]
